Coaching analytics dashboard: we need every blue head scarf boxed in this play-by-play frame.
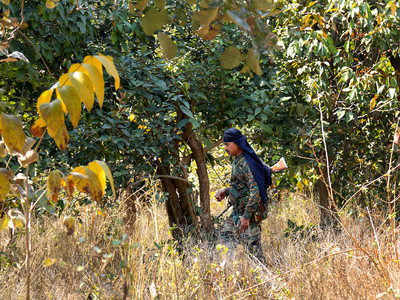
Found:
[223,128,272,204]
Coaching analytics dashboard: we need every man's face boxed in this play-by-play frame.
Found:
[224,142,242,156]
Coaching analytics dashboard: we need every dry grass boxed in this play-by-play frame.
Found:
[1,184,400,299]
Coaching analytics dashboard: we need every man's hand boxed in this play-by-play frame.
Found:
[215,188,227,201]
[239,216,249,233]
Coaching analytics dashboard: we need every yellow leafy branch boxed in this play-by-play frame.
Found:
[32,54,120,150]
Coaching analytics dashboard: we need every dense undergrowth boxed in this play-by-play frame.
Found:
[1,180,400,299]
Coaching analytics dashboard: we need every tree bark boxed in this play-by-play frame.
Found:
[186,130,213,233]
[157,164,199,239]
[315,173,339,230]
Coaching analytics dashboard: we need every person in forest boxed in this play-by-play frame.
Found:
[215,128,274,264]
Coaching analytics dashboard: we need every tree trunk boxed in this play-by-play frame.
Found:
[157,164,198,239]
[185,130,213,233]
[315,175,339,229]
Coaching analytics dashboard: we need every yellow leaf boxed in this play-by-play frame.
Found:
[370,93,378,110]
[296,180,303,191]
[88,161,106,197]
[377,14,382,25]
[83,56,103,79]
[193,7,219,27]
[253,0,274,11]
[0,141,7,158]
[94,54,120,90]
[141,8,170,36]
[40,99,69,150]
[37,89,54,117]
[67,166,103,203]
[135,0,148,11]
[12,216,25,229]
[157,32,178,60]
[0,168,11,201]
[56,85,82,128]
[1,0,10,5]
[0,57,18,63]
[155,0,166,9]
[307,1,317,8]
[0,113,26,154]
[63,216,75,235]
[240,63,251,75]
[90,160,115,199]
[199,0,209,8]
[0,214,9,231]
[220,46,242,69]
[68,72,94,112]
[46,0,59,9]
[43,258,57,267]
[197,24,221,40]
[129,114,136,122]
[391,1,396,16]
[82,63,105,107]
[31,118,46,138]
[47,170,65,203]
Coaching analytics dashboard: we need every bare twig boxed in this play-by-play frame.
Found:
[318,101,334,202]
[23,166,31,300]
[388,117,400,262]
[339,162,400,211]
[34,130,47,153]
[155,175,190,183]
[204,138,223,153]
[16,29,53,76]
[20,0,25,24]
[30,188,47,211]
[367,207,381,254]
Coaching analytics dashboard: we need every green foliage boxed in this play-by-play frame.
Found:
[262,0,400,208]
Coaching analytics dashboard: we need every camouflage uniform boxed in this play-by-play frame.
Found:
[220,153,267,263]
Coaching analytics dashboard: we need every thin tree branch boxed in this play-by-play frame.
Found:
[16,29,53,76]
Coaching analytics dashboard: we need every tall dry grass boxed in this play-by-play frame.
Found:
[1,183,400,299]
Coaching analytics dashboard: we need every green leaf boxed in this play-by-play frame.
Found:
[179,105,194,118]
[337,110,346,120]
